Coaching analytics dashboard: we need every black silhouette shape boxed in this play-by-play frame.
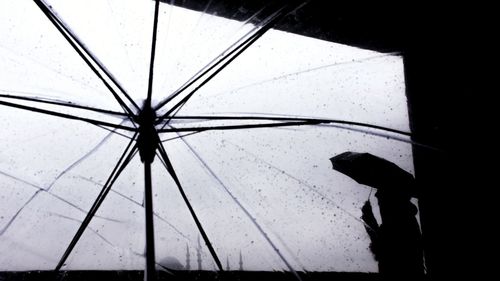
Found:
[330,152,424,279]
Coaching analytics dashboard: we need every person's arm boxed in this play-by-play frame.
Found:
[361,200,380,259]
[362,200,379,232]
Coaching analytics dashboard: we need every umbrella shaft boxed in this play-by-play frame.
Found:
[144,161,156,281]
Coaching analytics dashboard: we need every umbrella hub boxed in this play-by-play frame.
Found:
[137,103,159,164]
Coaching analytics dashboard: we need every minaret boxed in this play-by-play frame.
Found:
[185,243,191,270]
[197,235,202,270]
[226,256,230,271]
[239,251,243,271]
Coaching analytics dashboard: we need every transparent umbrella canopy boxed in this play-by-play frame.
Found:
[0,0,416,280]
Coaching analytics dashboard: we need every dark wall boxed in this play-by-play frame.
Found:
[403,5,480,280]
[162,0,408,53]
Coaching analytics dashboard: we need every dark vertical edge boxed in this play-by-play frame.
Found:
[146,0,161,106]
[144,161,156,281]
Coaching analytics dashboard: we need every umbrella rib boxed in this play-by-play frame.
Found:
[177,137,303,281]
[35,0,140,112]
[155,3,290,122]
[34,0,139,118]
[161,114,440,148]
[157,119,436,151]
[157,115,412,136]
[156,142,224,271]
[0,93,129,118]
[158,120,321,133]
[157,117,424,148]
[153,3,280,112]
[145,0,160,106]
[55,134,138,271]
[0,99,136,131]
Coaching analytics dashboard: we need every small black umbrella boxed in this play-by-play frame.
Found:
[330,152,418,198]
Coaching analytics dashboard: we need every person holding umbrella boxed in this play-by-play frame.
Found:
[330,152,424,280]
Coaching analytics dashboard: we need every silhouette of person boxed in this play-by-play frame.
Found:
[362,190,424,279]
[330,152,424,279]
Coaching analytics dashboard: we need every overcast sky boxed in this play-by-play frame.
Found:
[0,0,413,272]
